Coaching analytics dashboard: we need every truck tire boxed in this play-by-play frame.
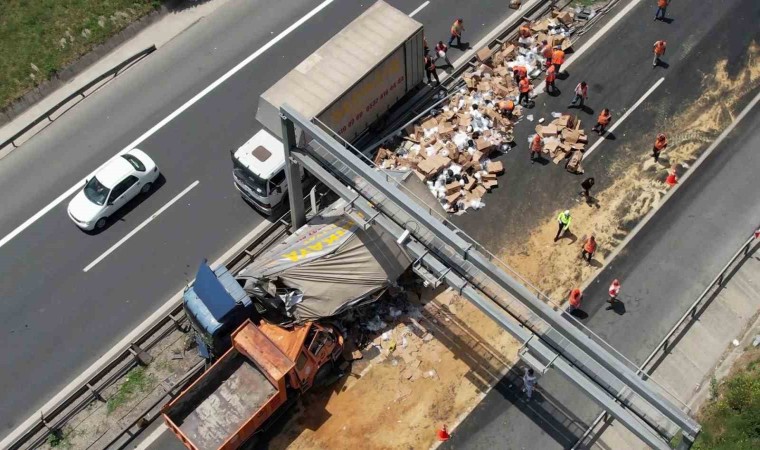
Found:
[313,361,337,387]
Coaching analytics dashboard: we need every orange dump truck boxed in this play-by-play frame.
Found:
[162,319,343,450]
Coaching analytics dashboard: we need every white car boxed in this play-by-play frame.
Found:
[67,149,159,230]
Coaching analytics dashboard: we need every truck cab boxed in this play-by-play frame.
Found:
[231,129,303,215]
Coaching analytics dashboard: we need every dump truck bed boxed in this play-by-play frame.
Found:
[163,321,294,450]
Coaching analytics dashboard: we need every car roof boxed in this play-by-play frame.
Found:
[96,156,135,188]
[233,129,285,179]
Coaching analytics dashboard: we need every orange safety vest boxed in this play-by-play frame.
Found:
[531,134,543,152]
[654,41,666,55]
[658,0,668,7]
[519,77,531,93]
[514,65,528,78]
[654,135,667,150]
[597,111,611,125]
[500,100,515,112]
[552,49,565,65]
[546,66,556,83]
[569,289,582,308]
[584,238,596,253]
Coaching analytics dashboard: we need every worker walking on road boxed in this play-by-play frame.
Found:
[424,54,440,86]
[608,279,621,304]
[569,81,588,108]
[530,133,543,163]
[591,108,612,135]
[567,288,583,313]
[545,65,557,94]
[579,177,595,201]
[518,76,532,107]
[435,41,452,67]
[541,40,553,68]
[522,367,537,400]
[449,18,464,48]
[652,133,667,162]
[555,210,572,241]
[653,40,667,67]
[552,47,565,74]
[581,234,596,263]
[654,0,669,21]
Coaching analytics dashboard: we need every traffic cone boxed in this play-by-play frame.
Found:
[754,228,760,240]
[437,424,450,441]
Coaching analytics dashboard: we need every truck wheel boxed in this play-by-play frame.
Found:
[313,361,336,387]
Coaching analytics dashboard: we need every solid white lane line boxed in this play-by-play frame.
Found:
[562,0,646,72]
[0,0,335,252]
[83,181,199,272]
[583,77,665,160]
[409,1,430,18]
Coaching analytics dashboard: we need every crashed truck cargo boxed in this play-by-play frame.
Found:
[237,199,411,323]
[256,0,425,145]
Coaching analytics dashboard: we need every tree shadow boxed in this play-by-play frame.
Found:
[166,0,215,13]
[605,299,626,315]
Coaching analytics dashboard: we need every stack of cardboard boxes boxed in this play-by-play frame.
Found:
[534,113,588,173]
[374,9,580,213]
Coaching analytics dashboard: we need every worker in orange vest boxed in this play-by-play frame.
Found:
[518,76,531,106]
[653,40,667,67]
[591,108,612,135]
[513,65,528,84]
[541,40,553,68]
[545,65,557,94]
[581,234,596,263]
[552,47,565,74]
[652,133,667,162]
[498,99,515,118]
[449,18,464,47]
[530,133,543,163]
[666,166,678,186]
[654,0,669,21]
[567,288,583,313]
[519,23,531,38]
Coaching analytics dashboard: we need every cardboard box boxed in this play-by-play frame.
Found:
[472,149,485,162]
[445,181,460,195]
[571,143,586,151]
[464,177,476,191]
[473,185,488,197]
[437,122,454,138]
[421,117,438,130]
[446,191,462,205]
[501,44,516,59]
[477,81,491,92]
[482,172,497,181]
[557,11,574,25]
[476,47,493,63]
[422,134,438,147]
[531,19,549,32]
[486,161,504,174]
[476,138,493,153]
[539,124,559,137]
[482,179,498,190]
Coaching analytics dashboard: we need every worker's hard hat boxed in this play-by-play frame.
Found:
[564,210,571,216]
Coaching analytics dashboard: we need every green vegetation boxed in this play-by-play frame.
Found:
[107,366,155,413]
[45,428,76,449]
[0,0,163,109]
[570,0,601,7]
[692,352,760,449]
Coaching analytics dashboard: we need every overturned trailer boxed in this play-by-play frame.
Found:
[237,199,411,324]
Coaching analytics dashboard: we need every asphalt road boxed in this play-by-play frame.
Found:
[0,0,524,438]
[443,0,760,447]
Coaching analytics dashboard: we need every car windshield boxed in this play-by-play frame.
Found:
[83,177,110,206]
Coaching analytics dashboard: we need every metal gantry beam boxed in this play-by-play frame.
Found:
[279,104,700,441]
[289,148,670,450]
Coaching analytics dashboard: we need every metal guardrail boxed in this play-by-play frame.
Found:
[4,216,289,450]
[0,45,157,152]
[573,225,760,449]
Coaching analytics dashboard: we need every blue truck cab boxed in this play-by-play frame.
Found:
[183,261,256,358]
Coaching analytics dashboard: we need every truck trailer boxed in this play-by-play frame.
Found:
[231,0,424,214]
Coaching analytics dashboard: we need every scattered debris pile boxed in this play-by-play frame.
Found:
[532,112,589,173]
[374,10,586,213]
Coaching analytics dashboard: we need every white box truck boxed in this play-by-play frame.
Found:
[232,1,424,214]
